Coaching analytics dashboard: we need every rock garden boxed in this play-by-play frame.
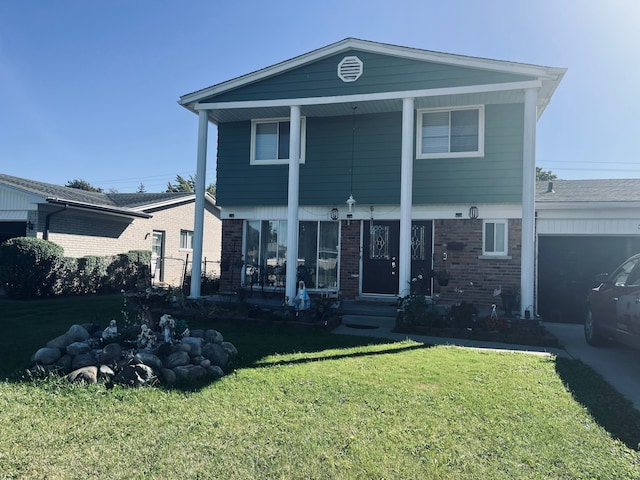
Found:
[31,311,238,388]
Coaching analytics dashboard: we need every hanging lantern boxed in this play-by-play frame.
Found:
[468,206,479,219]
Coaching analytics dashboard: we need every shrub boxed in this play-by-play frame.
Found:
[106,250,151,292]
[0,237,65,298]
[77,256,109,294]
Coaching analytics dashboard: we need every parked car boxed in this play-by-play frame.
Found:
[585,253,640,348]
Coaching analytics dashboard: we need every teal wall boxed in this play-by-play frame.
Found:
[204,50,534,103]
[216,104,524,207]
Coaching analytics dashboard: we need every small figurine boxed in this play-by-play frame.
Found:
[159,314,175,344]
[102,320,118,339]
[137,324,156,349]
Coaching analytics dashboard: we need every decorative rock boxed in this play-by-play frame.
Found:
[71,351,97,371]
[181,337,203,356]
[178,343,191,353]
[46,333,72,350]
[165,350,190,369]
[173,365,207,382]
[160,368,176,386]
[199,359,211,369]
[67,324,90,342]
[221,341,238,357]
[55,354,73,373]
[67,366,98,384]
[66,341,91,357]
[33,347,62,365]
[190,329,205,338]
[114,364,156,387]
[99,365,115,379]
[205,329,224,344]
[134,351,163,370]
[202,343,229,368]
[101,343,122,364]
[207,365,224,379]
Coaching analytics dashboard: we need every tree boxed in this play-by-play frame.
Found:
[166,175,216,196]
[137,183,146,193]
[536,167,557,181]
[65,179,104,193]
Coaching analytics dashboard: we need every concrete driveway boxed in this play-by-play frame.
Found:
[544,322,640,411]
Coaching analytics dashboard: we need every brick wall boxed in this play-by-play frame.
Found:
[339,220,361,299]
[432,218,522,310]
[36,201,221,288]
[219,218,244,291]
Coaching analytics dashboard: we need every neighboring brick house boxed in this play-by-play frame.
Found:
[0,174,221,287]
[179,38,566,316]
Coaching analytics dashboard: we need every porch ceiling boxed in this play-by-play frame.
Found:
[203,89,527,124]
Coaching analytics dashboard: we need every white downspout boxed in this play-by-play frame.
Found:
[189,110,209,298]
[398,97,415,297]
[285,105,302,304]
[521,87,538,317]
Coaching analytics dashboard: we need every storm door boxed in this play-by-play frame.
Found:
[151,230,165,283]
[410,221,433,296]
[362,221,400,295]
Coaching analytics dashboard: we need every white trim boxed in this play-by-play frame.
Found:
[399,97,415,299]
[250,117,306,165]
[416,105,485,159]
[180,38,563,106]
[194,80,542,112]
[482,219,509,256]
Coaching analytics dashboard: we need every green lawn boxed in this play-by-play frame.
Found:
[1,295,639,478]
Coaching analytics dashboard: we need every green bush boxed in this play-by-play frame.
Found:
[0,237,65,298]
[77,256,109,294]
[106,250,151,292]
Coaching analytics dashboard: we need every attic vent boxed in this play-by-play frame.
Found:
[338,56,363,82]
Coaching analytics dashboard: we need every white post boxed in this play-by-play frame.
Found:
[189,110,209,298]
[398,97,415,297]
[521,88,538,317]
[286,105,302,304]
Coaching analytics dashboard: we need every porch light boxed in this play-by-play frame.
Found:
[346,194,356,213]
[330,207,339,221]
[469,206,479,219]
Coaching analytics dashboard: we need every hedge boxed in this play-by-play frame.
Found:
[0,237,151,299]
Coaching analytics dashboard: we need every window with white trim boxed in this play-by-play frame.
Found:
[180,229,194,250]
[250,118,306,165]
[416,106,484,158]
[483,220,508,256]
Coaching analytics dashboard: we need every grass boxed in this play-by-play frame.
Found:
[1,295,640,478]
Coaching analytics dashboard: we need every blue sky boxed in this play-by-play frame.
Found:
[1,0,638,192]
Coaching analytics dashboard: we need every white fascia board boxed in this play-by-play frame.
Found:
[133,193,218,213]
[536,201,640,211]
[180,38,564,107]
[194,80,542,112]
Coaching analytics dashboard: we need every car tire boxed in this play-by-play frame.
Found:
[584,308,606,346]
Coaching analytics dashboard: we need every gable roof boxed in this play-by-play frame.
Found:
[180,38,566,121]
[0,174,214,219]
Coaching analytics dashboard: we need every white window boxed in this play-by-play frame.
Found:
[180,229,194,250]
[250,117,306,165]
[483,220,508,256]
[416,106,484,159]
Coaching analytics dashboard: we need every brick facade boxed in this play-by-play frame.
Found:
[432,219,522,310]
[219,218,244,291]
[35,201,221,288]
[339,220,361,299]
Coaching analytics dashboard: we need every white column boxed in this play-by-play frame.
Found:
[521,88,538,317]
[398,97,415,296]
[286,105,302,304]
[189,110,209,298]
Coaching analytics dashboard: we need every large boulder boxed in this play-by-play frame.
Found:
[202,343,229,368]
[46,333,72,350]
[173,365,207,383]
[33,347,62,365]
[67,366,98,384]
[205,329,224,344]
[181,337,203,357]
[71,351,97,371]
[165,351,190,369]
[67,324,90,342]
[133,351,162,370]
[66,342,90,357]
[221,342,238,357]
[101,343,122,364]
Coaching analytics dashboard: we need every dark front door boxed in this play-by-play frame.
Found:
[410,221,433,296]
[362,221,400,295]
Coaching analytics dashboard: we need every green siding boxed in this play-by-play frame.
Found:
[204,50,534,103]
[413,103,524,204]
[216,104,524,208]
